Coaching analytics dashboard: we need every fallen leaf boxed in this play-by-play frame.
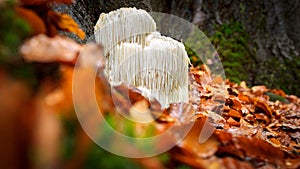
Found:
[222,157,254,169]
[20,0,74,6]
[20,34,82,63]
[253,98,273,118]
[48,11,85,39]
[227,117,240,127]
[15,7,46,35]
[178,119,219,158]
[254,113,269,124]
[268,137,281,147]
[252,85,268,95]
[226,98,242,111]
[238,93,251,103]
[270,89,287,97]
[226,109,242,118]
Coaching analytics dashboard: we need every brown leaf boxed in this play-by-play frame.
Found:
[270,89,287,97]
[48,11,86,39]
[45,66,74,114]
[20,0,74,6]
[252,85,268,95]
[226,98,243,111]
[237,137,286,166]
[254,113,269,124]
[222,157,255,169]
[215,130,232,145]
[215,133,245,158]
[226,109,242,118]
[178,118,219,158]
[244,114,255,123]
[227,117,240,127]
[20,34,82,63]
[253,98,273,118]
[15,7,46,35]
[170,148,222,169]
[238,93,251,104]
[268,137,281,147]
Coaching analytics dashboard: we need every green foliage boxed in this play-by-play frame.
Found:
[265,92,289,103]
[61,115,78,160]
[0,0,41,89]
[185,45,203,66]
[176,164,192,169]
[105,114,156,138]
[209,21,255,84]
[0,0,31,60]
[84,143,141,169]
[0,1,60,90]
[61,115,141,169]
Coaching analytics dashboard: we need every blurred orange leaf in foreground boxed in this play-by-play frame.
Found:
[19,0,74,6]
[20,34,82,63]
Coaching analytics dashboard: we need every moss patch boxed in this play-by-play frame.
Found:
[209,21,256,84]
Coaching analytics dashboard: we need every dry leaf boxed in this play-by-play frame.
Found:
[252,85,268,95]
[178,119,219,158]
[270,89,287,97]
[15,7,46,35]
[20,34,82,63]
[48,11,86,39]
[20,0,74,6]
[227,117,240,127]
[238,93,251,103]
[226,109,242,118]
[253,98,273,118]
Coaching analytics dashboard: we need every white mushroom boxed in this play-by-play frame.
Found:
[94,7,189,108]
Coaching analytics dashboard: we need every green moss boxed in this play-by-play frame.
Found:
[239,2,246,14]
[209,21,256,84]
[255,56,300,95]
[205,19,299,96]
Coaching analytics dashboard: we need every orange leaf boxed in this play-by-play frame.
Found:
[270,89,287,97]
[226,109,242,118]
[48,11,86,39]
[227,98,242,111]
[20,0,74,6]
[178,119,219,158]
[227,117,240,127]
[253,98,273,118]
[268,137,281,147]
[15,7,46,35]
[238,93,251,103]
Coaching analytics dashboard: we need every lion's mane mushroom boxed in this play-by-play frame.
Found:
[94,7,189,108]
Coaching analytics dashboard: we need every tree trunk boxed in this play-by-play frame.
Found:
[55,0,300,95]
